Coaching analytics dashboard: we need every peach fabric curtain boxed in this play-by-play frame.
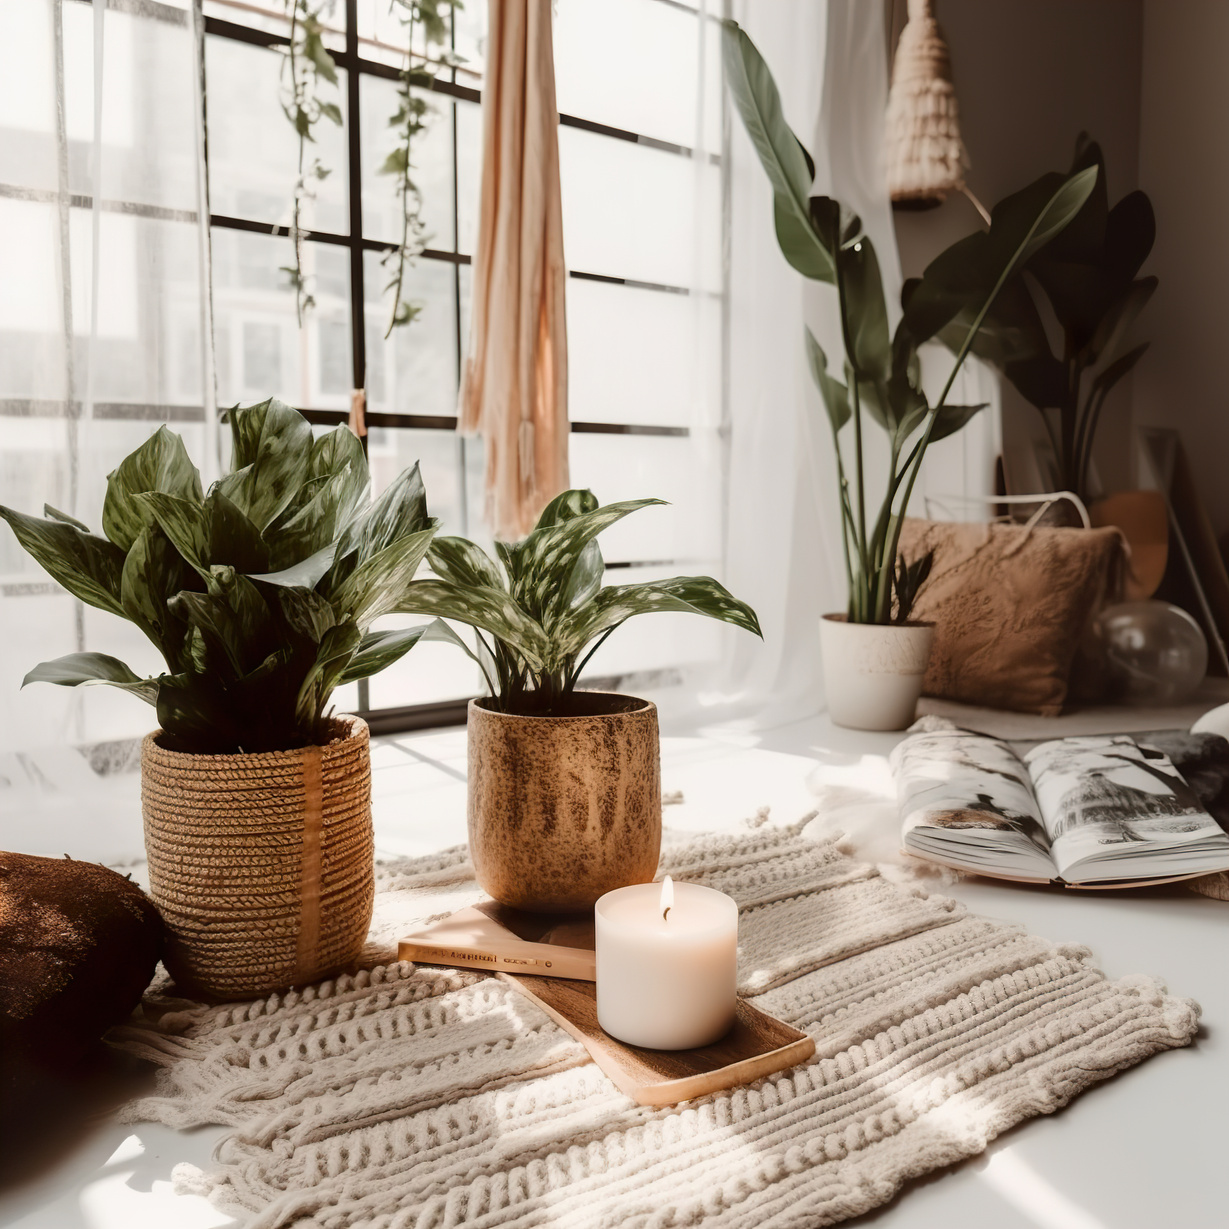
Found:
[458,0,569,541]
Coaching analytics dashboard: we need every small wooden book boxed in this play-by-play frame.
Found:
[400,902,816,1107]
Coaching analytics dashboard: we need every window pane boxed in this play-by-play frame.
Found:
[363,251,457,419]
[559,127,720,290]
[454,97,482,257]
[206,34,348,233]
[568,279,718,428]
[212,229,352,409]
[360,73,455,250]
[554,0,719,153]
[568,432,722,564]
[204,1,346,55]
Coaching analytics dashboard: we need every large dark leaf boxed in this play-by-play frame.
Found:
[294,621,363,729]
[837,230,892,385]
[220,398,313,530]
[927,403,989,444]
[43,504,89,532]
[333,462,430,574]
[170,568,276,678]
[805,328,851,433]
[22,651,159,705]
[904,167,1099,346]
[0,506,126,617]
[120,524,198,671]
[332,523,439,626]
[139,489,269,576]
[250,542,338,590]
[1041,132,1108,264]
[558,575,762,659]
[338,624,431,684]
[1086,276,1157,366]
[1103,190,1156,285]
[721,21,833,283]
[102,425,203,552]
[268,464,367,567]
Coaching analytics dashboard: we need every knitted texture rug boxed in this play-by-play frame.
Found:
[110,823,1199,1229]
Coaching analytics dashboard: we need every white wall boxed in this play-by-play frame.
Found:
[889,0,1145,497]
[1137,0,1229,536]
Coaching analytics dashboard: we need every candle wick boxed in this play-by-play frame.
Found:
[662,906,671,922]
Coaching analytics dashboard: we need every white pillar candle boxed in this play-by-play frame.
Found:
[595,876,738,1050]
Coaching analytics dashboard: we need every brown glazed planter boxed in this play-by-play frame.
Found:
[467,692,661,913]
[141,716,374,1000]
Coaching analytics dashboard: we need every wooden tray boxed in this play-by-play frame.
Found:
[500,972,815,1106]
[404,901,815,1107]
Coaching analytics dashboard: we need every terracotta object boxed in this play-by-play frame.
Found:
[820,614,935,731]
[141,716,373,1000]
[467,693,661,912]
[1090,490,1168,599]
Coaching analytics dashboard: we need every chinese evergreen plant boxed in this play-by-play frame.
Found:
[723,21,1097,624]
[396,489,763,716]
[0,400,440,754]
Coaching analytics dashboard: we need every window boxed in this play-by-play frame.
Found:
[0,0,725,747]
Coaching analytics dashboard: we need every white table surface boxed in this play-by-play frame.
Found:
[1,713,1226,1229]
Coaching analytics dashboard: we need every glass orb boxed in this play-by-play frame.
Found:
[1093,600,1208,706]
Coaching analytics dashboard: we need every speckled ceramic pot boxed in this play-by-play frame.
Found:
[467,692,661,913]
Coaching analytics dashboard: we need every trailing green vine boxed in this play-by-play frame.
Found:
[280,0,342,324]
[380,0,460,337]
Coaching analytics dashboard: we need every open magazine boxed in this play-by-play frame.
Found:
[891,723,1229,886]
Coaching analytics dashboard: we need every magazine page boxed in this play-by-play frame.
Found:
[1025,735,1229,882]
[891,723,1056,879]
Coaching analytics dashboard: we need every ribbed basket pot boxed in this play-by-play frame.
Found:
[140,716,374,1000]
[467,692,661,913]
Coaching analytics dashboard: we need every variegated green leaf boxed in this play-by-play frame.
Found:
[220,397,313,530]
[514,497,665,624]
[43,504,89,532]
[557,575,763,659]
[332,523,439,626]
[334,462,429,568]
[338,623,431,684]
[102,424,203,551]
[22,652,159,705]
[0,505,126,616]
[427,535,508,591]
[395,579,551,671]
[250,542,338,590]
[120,524,198,671]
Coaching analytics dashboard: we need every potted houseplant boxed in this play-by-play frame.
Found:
[397,489,762,912]
[723,22,1098,730]
[0,399,441,999]
[932,133,1156,509]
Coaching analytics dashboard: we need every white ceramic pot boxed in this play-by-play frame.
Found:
[820,614,935,731]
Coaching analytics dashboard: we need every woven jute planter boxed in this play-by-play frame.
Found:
[141,716,374,1000]
[467,692,661,913]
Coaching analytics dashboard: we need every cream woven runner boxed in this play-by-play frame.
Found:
[111,823,1199,1229]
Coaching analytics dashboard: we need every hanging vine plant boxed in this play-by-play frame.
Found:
[277,0,460,335]
[380,0,461,337]
[280,0,343,325]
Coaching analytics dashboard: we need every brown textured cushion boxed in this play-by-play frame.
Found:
[0,852,162,1098]
[899,518,1125,715]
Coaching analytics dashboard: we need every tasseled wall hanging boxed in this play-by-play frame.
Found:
[884,0,984,217]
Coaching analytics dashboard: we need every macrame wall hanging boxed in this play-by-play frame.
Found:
[884,0,988,220]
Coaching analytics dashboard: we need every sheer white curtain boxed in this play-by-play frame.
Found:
[0,1,215,790]
[704,0,997,731]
